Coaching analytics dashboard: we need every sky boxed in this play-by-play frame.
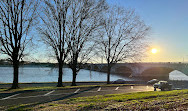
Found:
[1,0,188,63]
[107,0,188,62]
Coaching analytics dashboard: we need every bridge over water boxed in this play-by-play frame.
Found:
[84,62,188,80]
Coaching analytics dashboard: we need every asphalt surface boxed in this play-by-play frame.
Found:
[0,82,107,88]
[0,85,154,107]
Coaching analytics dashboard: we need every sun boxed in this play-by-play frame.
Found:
[151,48,157,54]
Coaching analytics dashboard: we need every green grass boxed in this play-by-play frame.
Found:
[6,104,33,111]
[67,89,188,110]
[4,89,188,111]
[66,89,188,103]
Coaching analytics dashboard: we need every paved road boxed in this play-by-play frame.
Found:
[0,85,154,107]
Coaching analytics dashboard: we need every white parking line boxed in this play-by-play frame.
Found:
[115,87,119,90]
[0,94,20,100]
[0,93,71,100]
[131,86,133,89]
[74,89,80,93]
[97,87,101,92]
[44,90,55,96]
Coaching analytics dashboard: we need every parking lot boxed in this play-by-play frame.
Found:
[0,85,154,106]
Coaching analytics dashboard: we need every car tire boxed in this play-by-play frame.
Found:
[161,88,164,91]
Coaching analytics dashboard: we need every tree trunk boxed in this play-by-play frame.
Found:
[11,60,19,89]
[71,66,77,86]
[57,61,63,87]
[107,63,111,84]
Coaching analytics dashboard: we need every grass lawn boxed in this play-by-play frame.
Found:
[4,89,188,111]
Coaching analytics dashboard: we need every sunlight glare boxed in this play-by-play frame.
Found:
[151,48,157,54]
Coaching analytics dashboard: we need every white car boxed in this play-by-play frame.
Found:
[153,81,172,91]
[147,79,159,85]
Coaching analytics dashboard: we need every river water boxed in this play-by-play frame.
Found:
[0,67,188,83]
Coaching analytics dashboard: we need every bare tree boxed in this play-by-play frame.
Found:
[96,7,150,84]
[0,0,38,89]
[66,0,107,86]
[38,0,71,87]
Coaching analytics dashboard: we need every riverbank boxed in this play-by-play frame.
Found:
[0,82,141,93]
[0,81,106,88]
[0,81,146,88]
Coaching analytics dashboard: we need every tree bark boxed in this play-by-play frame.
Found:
[57,60,63,87]
[71,66,77,86]
[71,54,78,86]
[11,60,19,89]
[107,63,111,84]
